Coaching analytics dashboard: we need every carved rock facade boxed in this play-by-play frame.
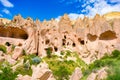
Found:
[0,13,120,64]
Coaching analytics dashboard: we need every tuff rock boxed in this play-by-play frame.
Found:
[0,12,120,65]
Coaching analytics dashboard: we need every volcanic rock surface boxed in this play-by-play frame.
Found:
[0,12,120,64]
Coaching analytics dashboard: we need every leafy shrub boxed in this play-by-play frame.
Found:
[49,60,77,80]
[60,51,64,55]
[46,47,52,58]
[22,49,26,55]
[54,66,69,80]
[94,60,105,68]
[0,67,18,80]
[112,50,120,58]
[106,62,120,80]
[15,65,32,76]
[66,50,71,56]
[0,61,18,80]
[24,61,31,70]
[0,45,7,53]
[11,44,16,52]
[31,56,41,65]
[24,54,41,65]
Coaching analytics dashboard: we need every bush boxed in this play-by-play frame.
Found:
[0,61,18,80]
[112,50,120,58]
[15,65,32,76]
[94,60,105,68]
[11,44,16,51]
[54,66,69,80]
[24,54,41,65]
[46,47,52,58]
[107,65,120,80]
[60,51,64,55]
[31,56,41,65]
[0,45,7,53]
[0,67,18,80]
[22,49,26,55]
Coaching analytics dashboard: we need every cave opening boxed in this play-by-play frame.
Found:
[62,39,66,46]
[78,38,85,45]
[64,35,66,39]
[0,26,28,39]
[87,34,97,41]
[80,40,84,45]
[72,42,76,47]
[54,46,58,52]
[45,39,50,45]
[99,31,117,40]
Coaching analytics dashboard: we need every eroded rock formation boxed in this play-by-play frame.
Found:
[0,12,120,64]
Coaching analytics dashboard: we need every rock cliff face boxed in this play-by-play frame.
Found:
[0,12,120,64]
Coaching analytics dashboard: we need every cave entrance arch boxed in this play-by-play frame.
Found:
[0,26,28,39]
[99,30,117,40]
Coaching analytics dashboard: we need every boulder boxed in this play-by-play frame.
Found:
[70,67,83,80]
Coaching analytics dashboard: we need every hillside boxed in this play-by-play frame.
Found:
[0,12,120,80]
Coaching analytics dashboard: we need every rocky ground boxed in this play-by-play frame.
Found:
[0,47,120,80]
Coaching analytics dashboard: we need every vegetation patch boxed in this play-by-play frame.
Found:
[44,49,120,80]
[0,45,7,53]
[0,61,18,80]
[81,49,120,80]
[0,54,42,79]
[15,54,41,76]
[15,64,32,76]
[43,50,87,80]
[23,54,41,65]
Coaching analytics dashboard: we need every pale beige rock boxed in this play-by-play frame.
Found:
[87,67,108,80]
[0,51,3,56]
[87,73,96,80]
[4,55,16,65]
[31,62,53,80]
[12,47,23,60]
[70,67,83,80]
[0,18,10,24]
[17,75,31,80]
[0,12,119,64]
[0,56,5,62]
